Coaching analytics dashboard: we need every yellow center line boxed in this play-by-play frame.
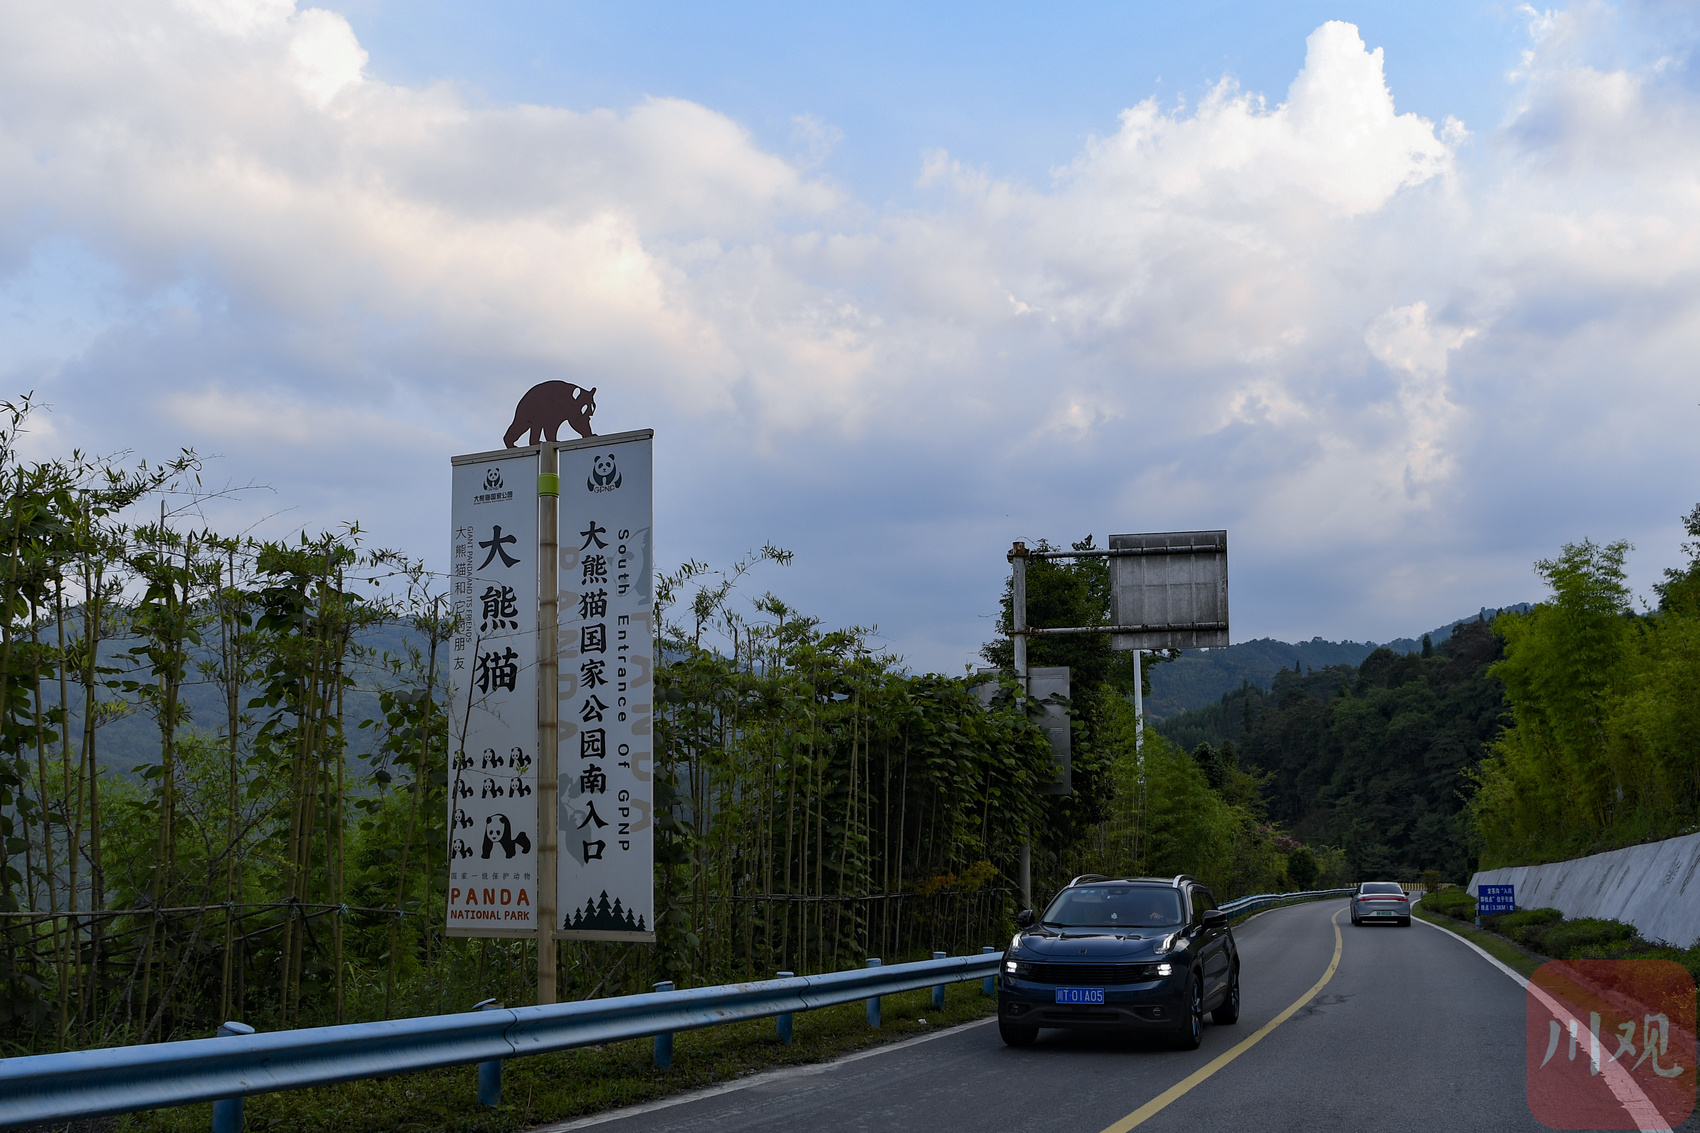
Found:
[1098,906,1346,1133]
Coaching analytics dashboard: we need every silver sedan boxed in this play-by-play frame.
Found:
[1350,881,1411,926]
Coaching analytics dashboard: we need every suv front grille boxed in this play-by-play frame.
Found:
[1026,962,1160,985]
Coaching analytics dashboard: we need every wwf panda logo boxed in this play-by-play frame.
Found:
[587,453,622,493]
[483,467,504,491]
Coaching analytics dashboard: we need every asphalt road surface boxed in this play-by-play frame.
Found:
[535,899,1700,1133]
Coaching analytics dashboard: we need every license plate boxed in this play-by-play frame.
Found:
[1055,987,1105,1005]
[1374,910,1395,916]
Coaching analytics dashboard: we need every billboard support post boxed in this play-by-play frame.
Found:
[1002,531,1228,884]
[1133,648,1143,750]
[1009,542,1031,909]
[537,446,560,1005]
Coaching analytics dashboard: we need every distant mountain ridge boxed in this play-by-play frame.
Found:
[1144,604,1533,720]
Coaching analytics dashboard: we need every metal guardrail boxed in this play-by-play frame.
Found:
[1219,887,1357,919]
[0,953,999,1130]
[0,887,1359,1130]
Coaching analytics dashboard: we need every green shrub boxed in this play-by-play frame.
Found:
[1420,887,1476,918]
[1486,907,1564,944]
[1536,917,1638,957]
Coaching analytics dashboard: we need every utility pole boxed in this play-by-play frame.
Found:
[1009,541,1032,911]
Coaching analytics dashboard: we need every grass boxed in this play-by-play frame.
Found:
[1411,900,1545,979]
[110,982,998,1133]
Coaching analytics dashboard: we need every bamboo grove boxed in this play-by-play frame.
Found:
[2,400,1310,1057]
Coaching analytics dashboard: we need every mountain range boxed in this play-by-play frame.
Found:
[1142,604,1533,720]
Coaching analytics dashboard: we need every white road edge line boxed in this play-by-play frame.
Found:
[527,1014,997,1132]
[1412,901,1672,1133]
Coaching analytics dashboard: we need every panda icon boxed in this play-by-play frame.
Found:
[587,453,621,492]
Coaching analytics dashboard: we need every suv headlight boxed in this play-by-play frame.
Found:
[1004,959,1033,977]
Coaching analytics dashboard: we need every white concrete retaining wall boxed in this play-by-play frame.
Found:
[1468,830,1700,948]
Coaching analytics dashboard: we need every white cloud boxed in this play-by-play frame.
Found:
[2,2,1699,666]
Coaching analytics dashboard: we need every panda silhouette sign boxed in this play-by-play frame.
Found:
[504,381,596,447]
[587,452,622,493]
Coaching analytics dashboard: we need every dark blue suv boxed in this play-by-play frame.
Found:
[998,874,1239,1049]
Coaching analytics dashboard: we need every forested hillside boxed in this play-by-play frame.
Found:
[1143,605,1531,719]
[1158,618,1509,880]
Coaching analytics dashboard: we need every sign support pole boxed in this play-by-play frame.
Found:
[1132,648,1143,751]
[1009,542,1031,910]
[537,446,560,1004]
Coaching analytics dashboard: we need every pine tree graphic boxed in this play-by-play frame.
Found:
[569,890,647,932]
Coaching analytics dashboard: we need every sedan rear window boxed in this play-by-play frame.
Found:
[1043,887,1183,927]
[1360,883,1405,894]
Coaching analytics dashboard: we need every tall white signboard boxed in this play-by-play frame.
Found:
[555,431,655,941]
[446,448,540,936]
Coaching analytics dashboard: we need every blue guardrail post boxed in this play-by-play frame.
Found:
[652,982,675,1068]
[210,1021,255,1133]
[865,958,881,1027]
[931,952,947,1010]
[982,946,996,996]
[473,999,503,1107]
[775,972,795,1044]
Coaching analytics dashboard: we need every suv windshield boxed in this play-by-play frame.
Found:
[1042,886,1183,928]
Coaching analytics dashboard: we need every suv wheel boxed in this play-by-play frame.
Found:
[1211,964,1241,1025]
[1171,972,1204,1050]
[999,1018,1038,1047]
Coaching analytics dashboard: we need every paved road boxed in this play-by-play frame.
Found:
[536,900,1698,1132]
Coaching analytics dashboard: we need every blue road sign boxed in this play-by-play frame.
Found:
[1477,884,1515,914]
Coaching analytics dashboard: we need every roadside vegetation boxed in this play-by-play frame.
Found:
[1159,500,1700,883]
[1,401,1322,1067]
[1419,887,1700,981]
[1466,513,1700,867]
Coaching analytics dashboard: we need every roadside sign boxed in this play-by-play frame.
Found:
[446,447,541,937]
[1107,530,1229,650]
[556,430,655,942]
[1478,884,1515,914]
[972,667,1071,795]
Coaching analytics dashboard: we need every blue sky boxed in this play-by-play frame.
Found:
[3,1,1699,672]
[339,2,1527,202]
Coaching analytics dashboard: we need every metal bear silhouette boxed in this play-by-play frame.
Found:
[482,813,532,859]
[504,381,596,447]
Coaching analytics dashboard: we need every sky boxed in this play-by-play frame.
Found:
[3,0,1699,672]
